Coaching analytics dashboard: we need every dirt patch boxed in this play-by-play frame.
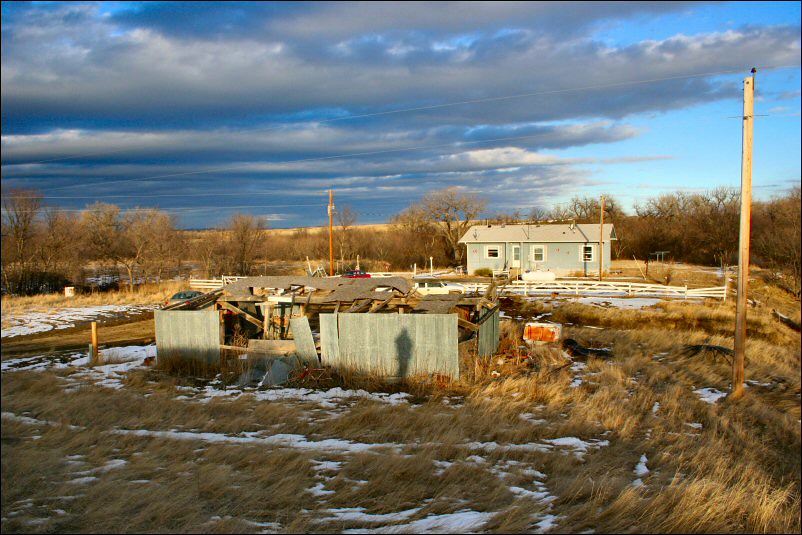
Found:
[0,318,155,360]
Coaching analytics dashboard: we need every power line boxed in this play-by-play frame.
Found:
[0,199,407,214]
[23,130,601,192]
[4,63,796,167]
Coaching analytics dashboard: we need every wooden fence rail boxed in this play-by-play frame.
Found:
[189,276,247,290]
[190,275,727,300]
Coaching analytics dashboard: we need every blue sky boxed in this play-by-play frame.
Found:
[2,1,800,228]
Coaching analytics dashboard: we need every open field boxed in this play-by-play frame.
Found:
[2,270,800,533]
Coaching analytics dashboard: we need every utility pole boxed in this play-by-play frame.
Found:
[598,195,605,281]
[732,68,756,400]
[328,190,335,276]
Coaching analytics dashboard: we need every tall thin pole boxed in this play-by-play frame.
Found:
[328,190,335,276]
[732,69,755,400]
[598,195,605,281]
[90,321,99,362]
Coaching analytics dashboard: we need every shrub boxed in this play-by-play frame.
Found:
[473,268,493,277]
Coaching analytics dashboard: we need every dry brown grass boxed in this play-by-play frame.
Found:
[2,280,799,533]
[0,281,187,318]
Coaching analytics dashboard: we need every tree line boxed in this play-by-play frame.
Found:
[2,185,799,296]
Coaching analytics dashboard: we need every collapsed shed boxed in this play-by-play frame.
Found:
[155,276,500,380]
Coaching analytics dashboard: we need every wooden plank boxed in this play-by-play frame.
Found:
[368,296,394,313]
[457,317,478,332]
[289,316,319,366]
[218,301,263,330]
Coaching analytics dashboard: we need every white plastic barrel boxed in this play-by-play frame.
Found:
[521,270,556,282]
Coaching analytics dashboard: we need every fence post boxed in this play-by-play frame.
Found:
[90,321,100,363]
[684,285,688,299]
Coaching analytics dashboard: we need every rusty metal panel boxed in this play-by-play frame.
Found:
[478,309,500,357]
[155,309,220,363]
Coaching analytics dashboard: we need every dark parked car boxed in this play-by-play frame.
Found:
[164,290,204,307]
[342,270,371,278]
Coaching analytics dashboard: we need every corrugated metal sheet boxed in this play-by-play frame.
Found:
[478,309,500,357]
[155,309,221,363]
[289,316,319,366]
[320,313,459,378]
[319,313,340,363]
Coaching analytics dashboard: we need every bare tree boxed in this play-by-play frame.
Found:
[80,202,122,266]
[420,187,486,264]
[35,209,80,278]
[228,213,266,275]
[198,229,228,277]
[141,211,182,284]
[336,205,357,263]
[2,188,42,272]
[754,186,801,295]
[549,203,572,221]
[528,206,550,222]
[117,209,157,293]
[487,210,522,225]
[391,203,445,268]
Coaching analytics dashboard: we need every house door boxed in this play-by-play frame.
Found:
[511,245,521,268]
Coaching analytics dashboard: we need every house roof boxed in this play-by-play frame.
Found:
[458,223,616,244]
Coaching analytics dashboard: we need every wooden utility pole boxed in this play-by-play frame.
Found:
[732,69,756,400]
[598,195,605,281]
[328,190,335,276]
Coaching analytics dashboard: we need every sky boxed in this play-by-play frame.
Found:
[1,1,800,228]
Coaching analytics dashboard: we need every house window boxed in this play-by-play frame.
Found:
[531,245,546,263]
[581,244,595,263]
[485,246,500,259]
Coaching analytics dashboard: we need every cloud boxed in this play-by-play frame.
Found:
[2,3,799,132]
[1,2,799,227]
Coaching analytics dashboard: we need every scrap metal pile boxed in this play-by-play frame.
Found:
[171,276,500,344]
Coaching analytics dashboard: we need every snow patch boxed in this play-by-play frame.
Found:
[112,428,397,454]
[694,388,727,404]
[342,510,494,534]
[634,454,649,477]
[2,305,158,338]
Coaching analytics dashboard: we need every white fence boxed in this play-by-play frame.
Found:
[188,275,247,290]
[190,275,727,300]
[462,280,727,300]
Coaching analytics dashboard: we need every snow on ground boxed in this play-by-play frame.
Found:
[113,428,400,454]
[1,305,159,338]
[2,344,625,534]
[632,454,650,487]
[694,387,728,404]
[1,346,413,409]
[468,436,609,460]
[574,297,664,310]
[342,510,495,534]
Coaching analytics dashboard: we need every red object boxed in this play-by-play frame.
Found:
[523,323,562,343]
[342,270,371,278]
